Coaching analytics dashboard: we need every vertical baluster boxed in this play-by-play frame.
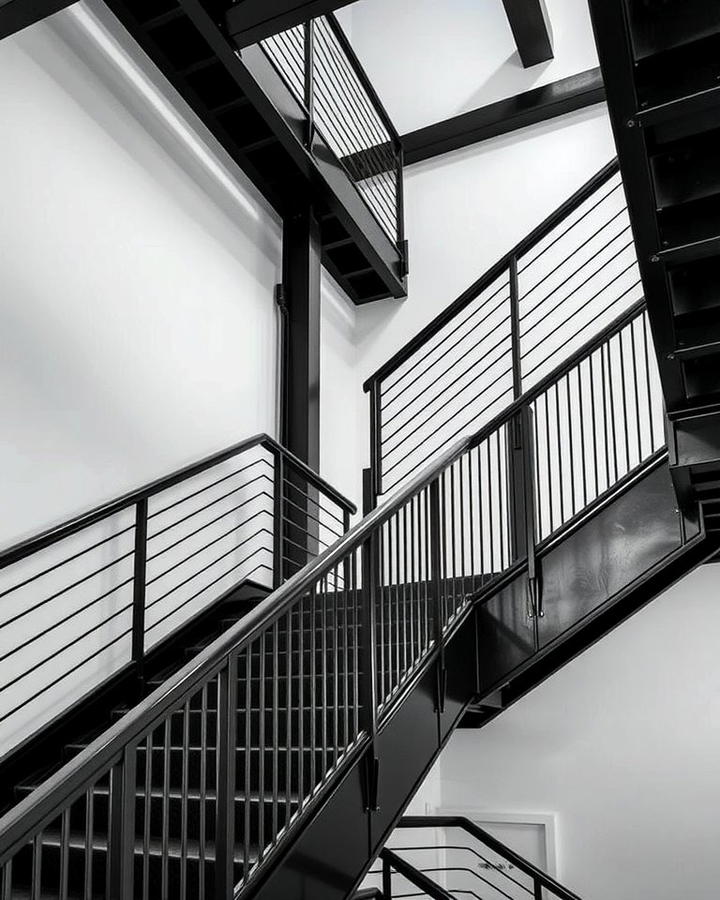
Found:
[383,856,393,899]
[630,319,643,464]
[132,498,149,685]
[429,478,445,713]
[554,383,566,528]
[31,833,42,900]
[273,452,285,588]
[410,495,418,664]
[297,599,306,805]
[577,364,588,509]
[216,656,238,900]
[161,719,170,900]
[180,703,189,900]
[565,374,576,517]
[401,504,409,673]
[589,349,600,499]
[272,620,279,846]
[243,648,253,885]
[618,329,630,474]
[606,338,619,483]
[543,393,554,533]
[84,785,94,900]
[476,445,485,582]
[423,488,431,652]
[341,570,350,746]
[352,553,360,739]
[309,588,317,793]
[59,808,70,900]
[2,860,12,900]
[284,611,293,831]
[140,735,151,900]
[257,634,266,865]
[108,746,136,900]
[332,566,340,766]
[321,576,329,779]
[449,464,458,617]
[199,689,207,900]
[378,521,386,705]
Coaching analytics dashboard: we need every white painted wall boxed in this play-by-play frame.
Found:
[0,2,282,548]
[411,564,720,900]
[345,0,599,134]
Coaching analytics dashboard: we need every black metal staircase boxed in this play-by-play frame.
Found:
[587,0,720,532]
[1,98,720,900]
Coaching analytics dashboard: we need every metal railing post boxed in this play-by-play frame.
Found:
[360,469,379,811]
[534,878,543,900]
[369,381,383,502]
[429,478,446,713]
[273,449,285,588]
[132,498,148,684]
[107,747,136,900]
[383,856,393,899]
[215,655,238,900]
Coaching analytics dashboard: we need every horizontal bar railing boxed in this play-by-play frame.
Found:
[364,159,644,498]
[0,304,663,900]
[395,816,583,900]
[258,12,404,251]
[0,434,355,763]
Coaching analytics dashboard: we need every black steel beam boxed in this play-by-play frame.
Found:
[501,0,554,67]
[402,68,605,166]
[0,0,76,41]
[226,0,354,48]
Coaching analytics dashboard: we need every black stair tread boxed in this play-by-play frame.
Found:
[16,828,257,863]
[15,781,299,805]
[674,321,720,359]
[629,0,720,61]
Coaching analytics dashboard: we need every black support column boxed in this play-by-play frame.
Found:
[281,201,322,471]
[279,201,322,583]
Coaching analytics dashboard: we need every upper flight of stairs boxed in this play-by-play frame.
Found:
[587,0,720,527]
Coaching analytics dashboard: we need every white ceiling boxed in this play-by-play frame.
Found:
[340,0,600,134]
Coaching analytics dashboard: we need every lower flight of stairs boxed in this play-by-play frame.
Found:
[1,587,273,898]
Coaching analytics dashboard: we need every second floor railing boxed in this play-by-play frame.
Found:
[0,297,664,900]
[258,12,404,252]
[364,159,643,497]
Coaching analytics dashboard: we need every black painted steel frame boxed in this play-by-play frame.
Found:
[0,295,673,900]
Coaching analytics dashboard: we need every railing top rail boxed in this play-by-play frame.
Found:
[0,297,647,864]
[0,433,356,572]
[399,817,583,900]
[363,157,621,391]
[381,848,455,900]
[323,12,401,147]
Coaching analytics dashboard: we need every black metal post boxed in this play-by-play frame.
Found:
[215,655,238,900]
[395,143,407,277]
[429,478,446,713]
[107,747,136,900]
[369,382,383,503]
[273,450,285,588]
[360,468,379,811]
[534,878,543,900]
[383,856,393,899]
[132,498,148,683]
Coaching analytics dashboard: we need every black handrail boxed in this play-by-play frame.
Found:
[0,433,355,571]
[363,159,620,390]
[398,816,583,900]
[362,157,640,499]
[0,300,662,898]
